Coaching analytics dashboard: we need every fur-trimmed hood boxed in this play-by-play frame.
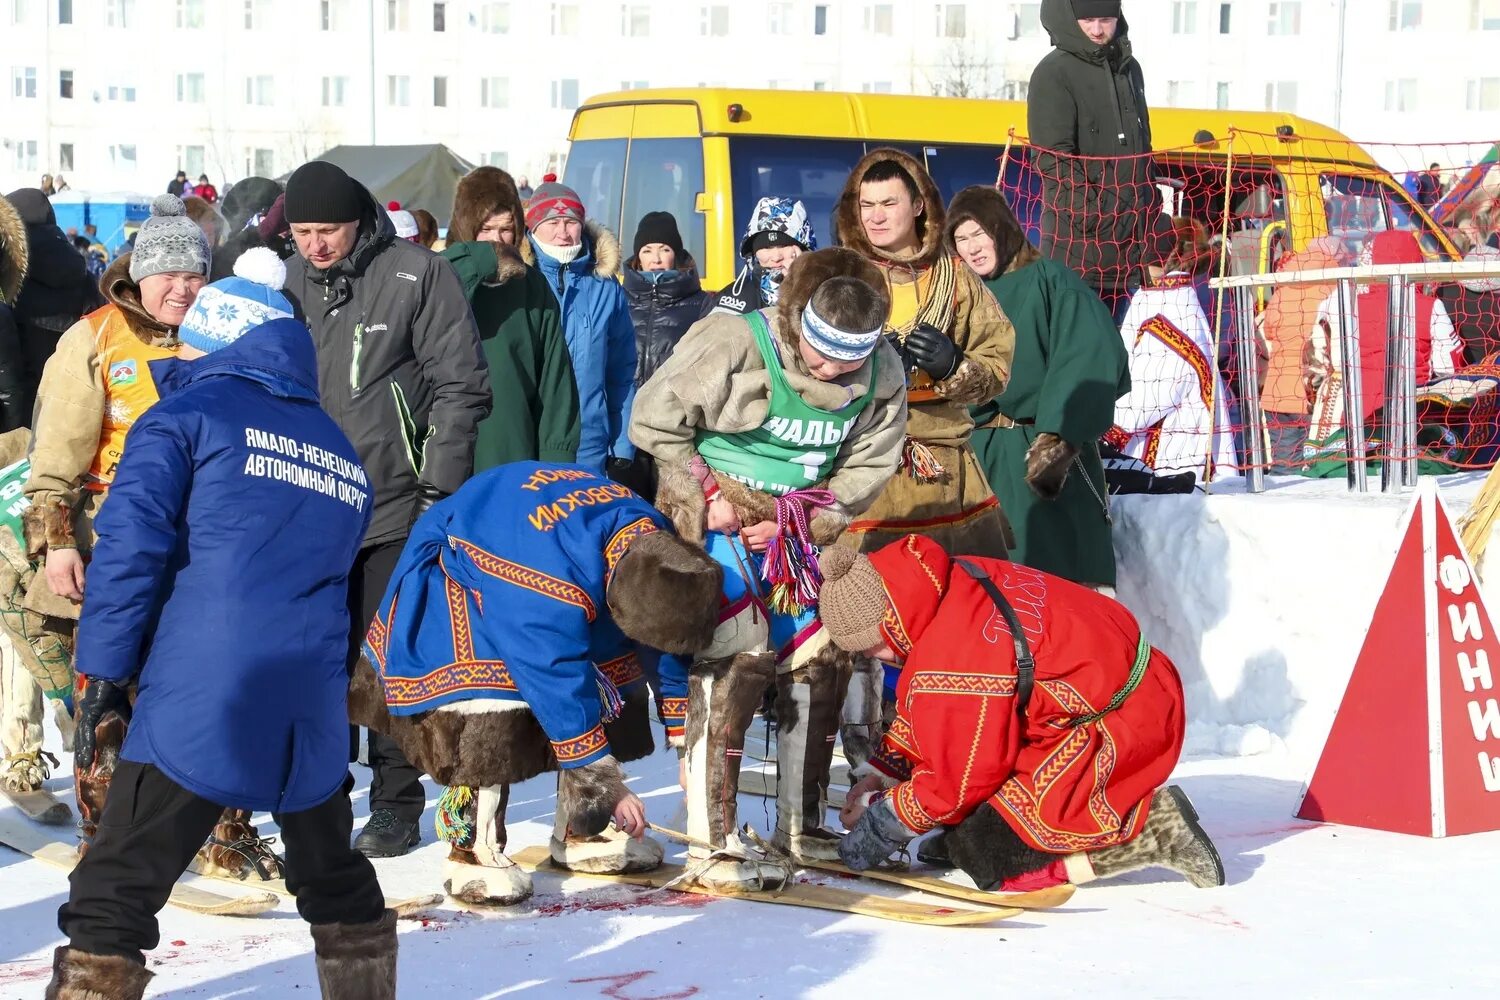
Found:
[834,147,947,268]
[0,192,26,306]
[449,166,527,246]
[944,185,1042,280]
[101,253,176,342]
[773,246,888,350]
[521,219,623,280]
[489,240,530,285]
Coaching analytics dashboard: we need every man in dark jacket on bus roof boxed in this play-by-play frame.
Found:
[1027,0,1155,323]
[281,160,492,859]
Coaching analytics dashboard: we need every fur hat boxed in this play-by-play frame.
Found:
[449,166,526,244]
[0,192,27,306]
[944,185,1038,279]
[129,194,211,282]
[774,246,887,351]
[816,547,890,653]
[177,247,293,355]
[605,531,721,655]
[834,148,946,267]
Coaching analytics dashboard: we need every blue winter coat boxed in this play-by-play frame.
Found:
[75,318,372,814]
[525,224,637,470]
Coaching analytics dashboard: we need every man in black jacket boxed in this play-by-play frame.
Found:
[281,161,492,858]
[1027,0,1154,324]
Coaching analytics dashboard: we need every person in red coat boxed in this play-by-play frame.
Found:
[817,534,1224,891]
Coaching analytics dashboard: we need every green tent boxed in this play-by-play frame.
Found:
[284,144,475,227]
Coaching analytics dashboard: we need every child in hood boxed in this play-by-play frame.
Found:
[49,249,393,999]
[707,196,818,316]
[630,247,908,890]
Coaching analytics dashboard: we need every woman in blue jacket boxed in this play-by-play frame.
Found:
[521,179,639,482]
[48,250,395,1000]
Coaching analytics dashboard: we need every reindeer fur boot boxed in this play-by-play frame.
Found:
[194,808,284,881]
[44,947,152,1000]
[838,656,886,774]
[771,638,852,862]
[551,756,663,874]
[1075,786,1226,889]
[310,909,397,1000]
[441,784,533,906]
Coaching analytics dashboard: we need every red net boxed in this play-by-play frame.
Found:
[1000,131,1500,479]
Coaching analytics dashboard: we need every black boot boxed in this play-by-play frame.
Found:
[353,809,420,859]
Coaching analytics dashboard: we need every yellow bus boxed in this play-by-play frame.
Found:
[563,87,1456,293]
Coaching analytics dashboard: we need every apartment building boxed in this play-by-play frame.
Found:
[2,0,1495,195]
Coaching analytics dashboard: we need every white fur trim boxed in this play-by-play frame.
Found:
[434,699,531,716]
[1064,852,1097,885]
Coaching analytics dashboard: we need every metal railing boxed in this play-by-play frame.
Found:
[1210,259,1500,495]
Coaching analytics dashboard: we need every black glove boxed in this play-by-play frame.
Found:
[74,676,131,772]
[412,483,447,526]
[903,323,963,381]
[839,794,917,871]
[606,455,654,499]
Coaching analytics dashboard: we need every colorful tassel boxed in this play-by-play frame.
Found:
[760,488,838,615]
[435,785,476,845]
[595,666,625,723]
[900,436,946,484]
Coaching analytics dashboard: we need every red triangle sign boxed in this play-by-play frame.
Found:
[1298,479,1500,837]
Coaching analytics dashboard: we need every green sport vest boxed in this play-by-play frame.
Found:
[695,311,878,496]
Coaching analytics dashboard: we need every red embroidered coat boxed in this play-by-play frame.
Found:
[867,535,1185,853]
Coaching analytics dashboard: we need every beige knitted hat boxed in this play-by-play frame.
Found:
[817,547,889,653]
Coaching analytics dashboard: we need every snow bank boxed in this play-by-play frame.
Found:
[1112,472,1487,764]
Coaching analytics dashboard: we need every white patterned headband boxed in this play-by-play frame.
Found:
[801,300,882,363]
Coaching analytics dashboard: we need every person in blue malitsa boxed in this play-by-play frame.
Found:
[349,461,721,909]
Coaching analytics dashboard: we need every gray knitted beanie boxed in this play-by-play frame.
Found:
[129,194,211,282]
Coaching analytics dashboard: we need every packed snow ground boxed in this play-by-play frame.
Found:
[2,474,1498,998]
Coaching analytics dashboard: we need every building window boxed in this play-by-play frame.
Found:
[386,75,410,106]
[252,148,274,176]
[622,3,648,35]
[1010,1,1041,38]
[1264,80,1297,112]
[106,83,136,102]
[1467,78,1500,111]
[551,78,579,109]
[1215,81,1230,109]
[1383,78,1417,112]
[1172,1,1196,33]
[812,80,829,90]
[58,68,73,99]
[58,141,73,171]
[322,75,349,107]
[619,79,649,90]
[1218,1,1230,32]
[433,0,445,30]
[57,0,71,24]
[551,2,578,34]
[12,67,36,99]
[865,3,894,35]
[479,2,508,31]
[935,3,966,37]
[179,144,205,177]
[1388,0,1421,30]
[999,78,1028,100]
[105,0,132,27]
[244,0,269,29]
[176,72,205,103]
[1166,80,1196,106]
[1267,1,1300,35]
[433,75,447,106]
[109,143,137,171]
[861,81,893,93]
[245,75,274,106]
[814,4,829,33]
[385,0,407,30]
[175,0,204,28]
[767,1,792,33]
[701,4,728,34]
[481,76,509,108]
[1475,0,1500,30]
[14,140,37,172]
[320,0,348,30]
[484,152,508,169]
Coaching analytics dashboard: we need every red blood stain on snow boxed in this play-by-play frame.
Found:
[1143,901,1249,930]
[0,963,52,985]
[533,889,715,917]
[414,911,481,932]
[571,970,701,999]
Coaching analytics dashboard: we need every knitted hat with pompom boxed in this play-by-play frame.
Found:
[177,247,293,355]
[130,194,212,282]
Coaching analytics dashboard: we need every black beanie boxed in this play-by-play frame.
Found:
[284,162,363,225]
[633,211,685,259]
[1073,0,1122,17]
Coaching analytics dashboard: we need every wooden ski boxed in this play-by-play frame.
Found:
[0,814,276,917]
[184,857,444,917]
[2,786,72,825]
[510,846,1021,927]
[797,858,1076,911]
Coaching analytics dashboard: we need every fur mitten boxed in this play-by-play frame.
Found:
[1024,432,1079,501]
[838,794,917,871]
[557,755,630,837]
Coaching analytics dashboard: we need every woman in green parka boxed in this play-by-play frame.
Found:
[944,185,1129,589]
[442,166,580,470]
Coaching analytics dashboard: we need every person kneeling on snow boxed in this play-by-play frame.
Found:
[818,535,1225,892]
[348,461,721,907]
[48,249,394,1000]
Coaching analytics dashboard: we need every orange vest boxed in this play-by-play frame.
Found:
[85,307,177,490]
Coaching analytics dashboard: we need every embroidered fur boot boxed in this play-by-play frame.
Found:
[44,946,152,1000]
[551,757,663,874]
[771,638,852,862]
[441,784,533,906]
[1074,786,1226,889]
[310,909,397,1000]
[195,808,284,881]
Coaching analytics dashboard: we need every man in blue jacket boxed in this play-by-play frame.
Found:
[47,249,394,1000]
